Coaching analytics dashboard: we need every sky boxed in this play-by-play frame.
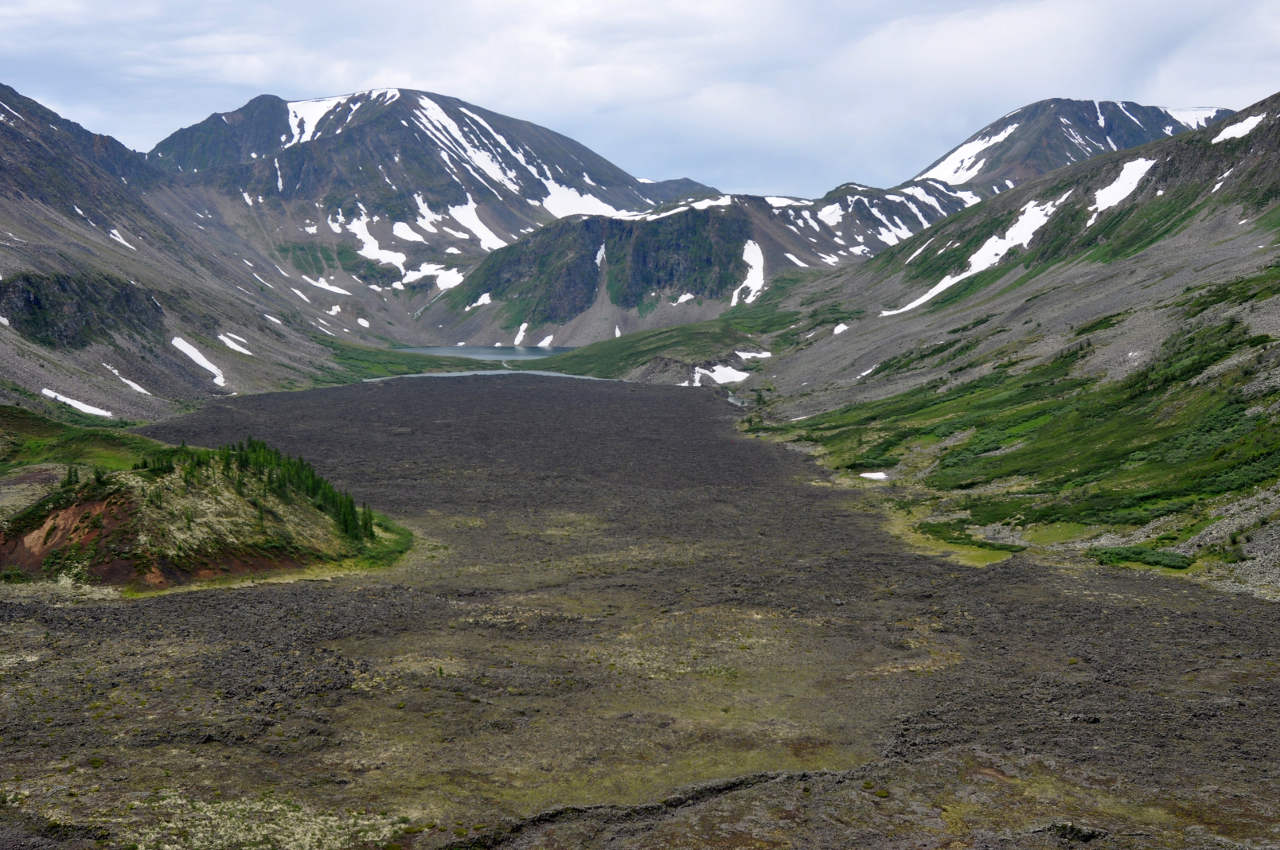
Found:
[1,0,1277,197]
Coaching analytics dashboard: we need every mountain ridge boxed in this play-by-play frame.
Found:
[0,80,1248,422]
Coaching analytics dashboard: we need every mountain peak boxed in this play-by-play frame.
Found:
[912,97,1235,192]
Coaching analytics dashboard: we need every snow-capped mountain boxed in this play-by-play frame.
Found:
[748,95,1278,415]
[0,80,1249,419]
[447,99,1235,348]
[915,99,1234,195]
[150,88,712,258]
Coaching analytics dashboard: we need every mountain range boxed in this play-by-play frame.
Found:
[0,81,1250,424]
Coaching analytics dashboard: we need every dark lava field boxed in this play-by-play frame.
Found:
[2,374,1277,848]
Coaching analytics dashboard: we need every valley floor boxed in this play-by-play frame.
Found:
[1,375,1277,848]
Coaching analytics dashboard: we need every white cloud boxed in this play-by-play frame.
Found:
[0,0,1274,196]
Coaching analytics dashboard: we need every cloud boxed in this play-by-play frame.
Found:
[0,0,1273,195]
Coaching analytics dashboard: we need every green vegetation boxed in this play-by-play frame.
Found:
[0,406,157,475]
[524,272,830,378]
[916,520,1025,553]
[1084,185,1206,264]
[755,319,1279,558]
[523,270,837,379]
[528,321,758,379]
[311,338,481,383]
[1073,312,1127,336]
[140,439,375,541]
[1178,263,1280,317]
[1,407,409,585]
[455,207,755,330]
[276,243,335,278]
[1088,546,1192,569]
[0,271,165,349]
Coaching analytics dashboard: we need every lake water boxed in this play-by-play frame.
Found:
[365,369,611,382]
[398,346,575,361]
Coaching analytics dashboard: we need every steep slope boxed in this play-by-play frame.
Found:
[456,98,1231,347]
[915,98,1233,195]
[0,83,723,418]
[148,89,714,284]
[704,95,1280,590]
[436,184,972,346]
[722,96,1278,406]
[0,83,452,422]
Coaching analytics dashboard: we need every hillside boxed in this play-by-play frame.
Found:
[0,406,403,588]
[0,82,1239,419]
[914,98,1233,193]
[618,94,1280,593]
[459,99,1234,347]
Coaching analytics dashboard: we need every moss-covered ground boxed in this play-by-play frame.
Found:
[752,301,1280,576]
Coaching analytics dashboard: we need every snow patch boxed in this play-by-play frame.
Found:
[171,337,225,387]
[413,194,442,233]
[513,322,529,346]
[102,363,150,395]
[392,222,425,242]
[402,263,464,290]
[904,236,935,265]
[1212,113,1266,144]
[263,314,282,325]
[108,229,136,250]
[736,350,771,360]
[284,94,356,147]
[300,275,350,295]
[833,323,849,335]
[916,123,1019,184]
[859,471,888,481]
[1086,158,1156,226]
[730,241,765,306]
[41,388,111,417]
[448,196,507,250]
[690,195,732,210]
[465,292,492,311]
[881,190,1072,317]
[673,293,695,304]
[765,196,809,207]
[785,253,808,267]
[817,202,844,227]
[898,185,946,215]
[346,214,407,273]
[688,364,750,386]
[1164,106,1223,129]
[595,242,606,268]
[218,334,254,356]
[536,334,554,348]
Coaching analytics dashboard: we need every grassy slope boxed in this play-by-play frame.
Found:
[752,267,1280,567]
[524,270,855,378]
[310,337,485,383]
[0,408,410,586]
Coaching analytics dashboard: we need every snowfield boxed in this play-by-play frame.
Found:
[881,190,1072,317]
[41,388,111,418]
[1087,158,1156,226]
[730,241,765,306]
[172,337,226,387]
[1212,113,1267,144]
[917,124,1019,185]
[103,363,150,395]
